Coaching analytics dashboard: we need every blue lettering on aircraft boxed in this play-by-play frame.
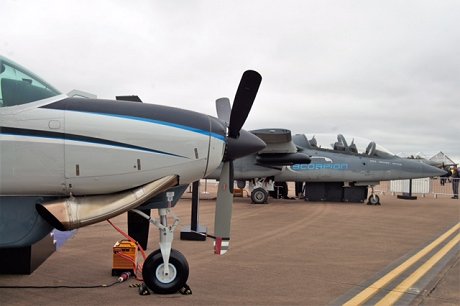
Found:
[290,163,349,171]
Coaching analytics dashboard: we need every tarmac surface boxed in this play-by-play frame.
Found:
[0,187,459,306]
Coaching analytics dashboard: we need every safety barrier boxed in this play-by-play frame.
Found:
[374,178,459,199]
[192,178,459,200]
[432,177,459,198]
[390,178,430,194]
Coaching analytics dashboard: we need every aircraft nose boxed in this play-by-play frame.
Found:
[225,129,266,161]
[419,162,448,177]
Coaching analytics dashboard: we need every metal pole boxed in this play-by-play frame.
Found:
[191,180,199,231]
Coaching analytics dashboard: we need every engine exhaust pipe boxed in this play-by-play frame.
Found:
[36,175,178,231]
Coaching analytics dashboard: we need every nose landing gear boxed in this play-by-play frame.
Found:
[132,205,190,294]
[367,186,381,205]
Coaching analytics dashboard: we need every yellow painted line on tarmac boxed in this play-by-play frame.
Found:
[343,222,460,306]
[375,233,460,306]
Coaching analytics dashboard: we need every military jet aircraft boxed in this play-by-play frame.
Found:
[207,126,446,205]
[0,55,265,293]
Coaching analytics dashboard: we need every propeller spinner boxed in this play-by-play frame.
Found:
[213,70,265,255]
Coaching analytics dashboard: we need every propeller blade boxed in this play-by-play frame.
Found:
[228,70,262,139]
[216,97,231,124]
[213,161,233,255]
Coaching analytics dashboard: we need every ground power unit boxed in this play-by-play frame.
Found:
[112,240,137,276]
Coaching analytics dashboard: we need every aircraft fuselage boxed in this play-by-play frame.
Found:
[0,96,226,196]
[274,149,440,183]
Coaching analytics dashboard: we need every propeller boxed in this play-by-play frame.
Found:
[213,70,265,255]
[228,71,261,139]
[216,98,231,124]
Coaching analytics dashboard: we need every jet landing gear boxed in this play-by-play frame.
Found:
[248,178,273,204]
[133,207,189,294]
[368,194,380,205]
[367,186,381,205]
[251,187,268,204]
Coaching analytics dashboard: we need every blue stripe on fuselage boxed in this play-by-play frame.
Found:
[70,110,226,141]
[0,127,189,158]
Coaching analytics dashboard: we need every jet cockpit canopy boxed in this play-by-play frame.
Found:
[301,133,395,158]
[0,55,60,108]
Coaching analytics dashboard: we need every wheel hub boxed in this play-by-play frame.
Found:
[156,263,177,284]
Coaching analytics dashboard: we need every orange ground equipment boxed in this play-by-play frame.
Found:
[112,240,137,276]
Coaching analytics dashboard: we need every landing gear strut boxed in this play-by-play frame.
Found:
[133,196,189,294]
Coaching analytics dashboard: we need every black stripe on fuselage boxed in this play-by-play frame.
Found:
[0,126,187,158]
[41,98,226,140]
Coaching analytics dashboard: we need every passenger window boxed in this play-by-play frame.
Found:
[0,58,60,107]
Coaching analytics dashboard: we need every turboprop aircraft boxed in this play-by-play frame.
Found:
[0,55,265,293]
[206,127,446,205]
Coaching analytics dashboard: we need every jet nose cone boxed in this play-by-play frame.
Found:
[420,162,449,177]
[225,129,266,161]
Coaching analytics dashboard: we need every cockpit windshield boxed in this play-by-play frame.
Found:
[0,56,60,108]
[301,133,395,157]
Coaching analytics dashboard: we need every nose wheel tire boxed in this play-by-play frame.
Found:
[367,194,380,205]
[142,249,189,294]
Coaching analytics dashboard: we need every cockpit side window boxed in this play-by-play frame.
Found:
[0,58,60,108]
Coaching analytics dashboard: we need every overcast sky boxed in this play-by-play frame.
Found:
[1,0,459,163]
